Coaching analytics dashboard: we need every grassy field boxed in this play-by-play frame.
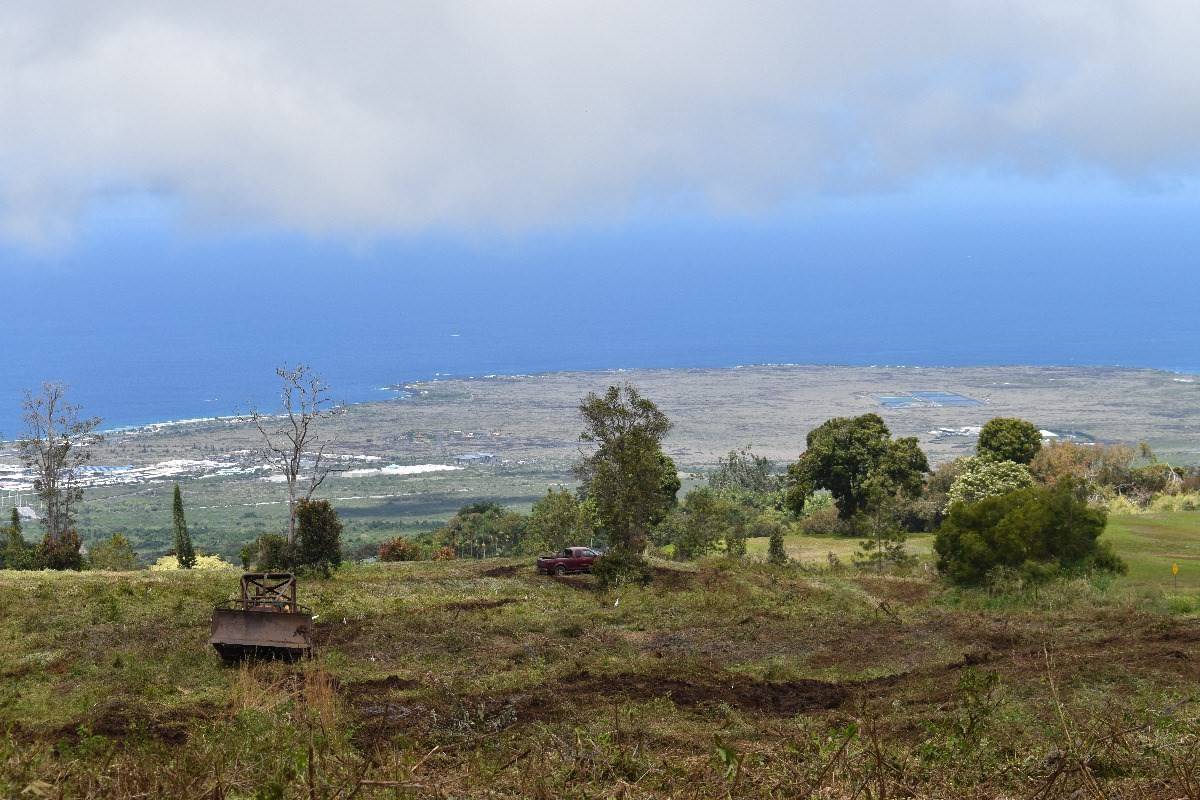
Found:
[1,515,1198,798]
[1102,511,1200,591]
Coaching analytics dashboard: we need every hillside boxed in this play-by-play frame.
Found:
[2,526,1197,798]
[3,364,1197,559]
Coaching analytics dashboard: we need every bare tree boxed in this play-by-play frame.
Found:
[18,382,102,540]
[246,365,343,545]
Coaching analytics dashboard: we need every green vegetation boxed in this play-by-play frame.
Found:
[945,456,1034,508]
[0,540,1196,797]
[1103,511,1200,590]
[977,416,1042,464]
[172,484,196,569]
[784,413,928,520]
[88,533,139,571]
[294,499,344,576]
[576,383,678,553]
[935,480,1121,585]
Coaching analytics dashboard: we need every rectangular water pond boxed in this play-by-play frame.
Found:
[877,391,982,408]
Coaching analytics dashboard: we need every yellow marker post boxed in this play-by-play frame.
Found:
[1172,562,1179,591]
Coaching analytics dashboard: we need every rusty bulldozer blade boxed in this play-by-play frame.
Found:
[210,572,314,662]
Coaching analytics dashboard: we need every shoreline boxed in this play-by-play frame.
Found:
[1,362,1194,444]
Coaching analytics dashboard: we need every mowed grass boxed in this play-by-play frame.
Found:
[745,531,936,564]
[0,515,1197,797]
[748,512,1198,589]
[1104,511,1200,590]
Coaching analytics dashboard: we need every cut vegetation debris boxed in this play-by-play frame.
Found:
[1,549,1197,798]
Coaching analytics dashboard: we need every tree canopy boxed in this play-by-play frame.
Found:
[575,384,677,553]
[977,417,1043,465]
[784,414,929,520]
[945,457,1034,510]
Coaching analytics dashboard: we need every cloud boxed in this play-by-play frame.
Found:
[2,1,1199,245]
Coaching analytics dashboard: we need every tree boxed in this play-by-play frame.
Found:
[767,525,788,565]
[89,532,139,571]
[294,499,343,576]
[935,479,1123,585]
[247,365,343,546]
[433,502,529,558]
[575,384,676,553]
[172,484,196,569]
[18,383,102,542]
[977,418,1042,465]
[2,524,37,570]
[709,446,779,506]
[251,533,292,571]
[660,487,741,560]
[785,414,928,520]
[38,528,83,570]
[9,508,19,535]
[945,457,1034,510]
[526,489,596,554]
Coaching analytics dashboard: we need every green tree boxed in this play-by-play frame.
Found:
[576,384,676,553]
[89,532,139,571]
[9,508,19,535]
[172,484,196,569]
[2,524,37,570]
[785,414,929,520]
[38,528,83,570]
[977,417,1043,465]
[251,533,292,571]
[527,489,596,554]
[709,446,779,507]
[935,479,1123,585]
[294,499,343,576]
[661,487,741,560]
[945,457,1034,510]
[767,525,788,565]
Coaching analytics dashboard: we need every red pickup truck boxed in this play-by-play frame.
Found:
[536,547,601,575]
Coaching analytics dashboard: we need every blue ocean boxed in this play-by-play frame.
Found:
[3,194,1199,435]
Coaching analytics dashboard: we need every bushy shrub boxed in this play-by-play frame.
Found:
[432,546,456,561]
[1106,495,1141,516]
[935,479,1124,586]
[945,457,1034,510]
[251,533,293,571]
[379,536,422,562]
[88,532,140,571]
[1149,492,1200,513]
[295,500,343,577]
[149,553,237,571]
[799,504,850,536]
[592,549,653,588]
[767,526,788,565]
[39,530,84,571]
[2,527,40,570]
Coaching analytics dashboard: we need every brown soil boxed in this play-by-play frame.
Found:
[481,564,523,578]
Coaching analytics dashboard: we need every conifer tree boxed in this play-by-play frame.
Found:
[10,507,19,535]
[767,526,788,565]
[172,484,196,569]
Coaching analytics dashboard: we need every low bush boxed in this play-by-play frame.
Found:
[378,536,422,562]
[935,479,1125,586]
[799,504,849,535]
[592,548,653,587]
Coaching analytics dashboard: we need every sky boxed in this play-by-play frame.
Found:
[2,2,1200,428]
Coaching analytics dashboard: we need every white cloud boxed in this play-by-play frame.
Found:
[2,1,1199,245]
